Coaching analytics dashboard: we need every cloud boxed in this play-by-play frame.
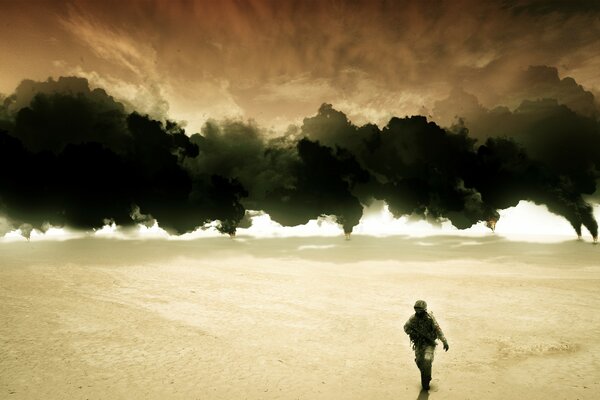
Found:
[57,4,244,134]
[1,74,600,240]
[60,5,156,77]
[4,1,600,136]
[0,78,247,236]
[503,0,600,17]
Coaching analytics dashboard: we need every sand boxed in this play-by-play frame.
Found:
[1,235,600,399]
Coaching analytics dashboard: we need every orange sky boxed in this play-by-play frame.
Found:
[2,0,600,132]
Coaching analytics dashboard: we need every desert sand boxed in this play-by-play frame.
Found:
[1,235,600,399]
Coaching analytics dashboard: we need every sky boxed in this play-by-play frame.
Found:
[2,0,600,131]
[1,0,600,240]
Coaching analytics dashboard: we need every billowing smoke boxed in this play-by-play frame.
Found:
[466,137,598,239]
[260,138,369,234]
[0,77,247,237]
[300,104,497,229]
[0,75,599,240]
[183,116,369,234]
[432,66,600,239]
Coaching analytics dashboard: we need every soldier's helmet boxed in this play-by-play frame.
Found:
[414,300,427,310]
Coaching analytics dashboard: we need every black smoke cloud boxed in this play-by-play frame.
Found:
[0,77,247,237]
[300,105,497,229]
[466,137,598,239]
[433,67,600,238]
[261,138,369,234]
[1,75,600,239]
[184,117,369,234]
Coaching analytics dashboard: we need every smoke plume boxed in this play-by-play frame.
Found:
[0,75,599,239]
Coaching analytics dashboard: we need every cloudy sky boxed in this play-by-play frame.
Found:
[1,0,600,240]
[2,0,600,133]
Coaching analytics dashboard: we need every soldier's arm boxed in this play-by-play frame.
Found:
[430,313,449,350]
[403,316,414,335]
[435,323,447,343]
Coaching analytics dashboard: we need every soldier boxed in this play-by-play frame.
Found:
[404,300,449,390]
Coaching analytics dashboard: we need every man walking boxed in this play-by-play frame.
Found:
[404,300,449,390]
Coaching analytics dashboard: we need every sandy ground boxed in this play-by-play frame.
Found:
[1,235,600,399]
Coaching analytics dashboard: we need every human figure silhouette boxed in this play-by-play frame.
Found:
[404,300,449,390]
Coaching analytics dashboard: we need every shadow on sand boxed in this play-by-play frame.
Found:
[416,388,430,400]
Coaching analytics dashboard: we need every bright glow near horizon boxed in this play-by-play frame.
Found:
[1,201,598,243]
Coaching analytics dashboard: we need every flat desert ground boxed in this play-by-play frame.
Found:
[1,235,599,399]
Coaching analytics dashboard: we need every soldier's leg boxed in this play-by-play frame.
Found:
[414,347,424,369]
[414,346,427,388]
[420,361,431,389]
[420,346,435,390]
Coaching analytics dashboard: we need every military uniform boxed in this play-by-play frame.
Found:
[404,300,448,390]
